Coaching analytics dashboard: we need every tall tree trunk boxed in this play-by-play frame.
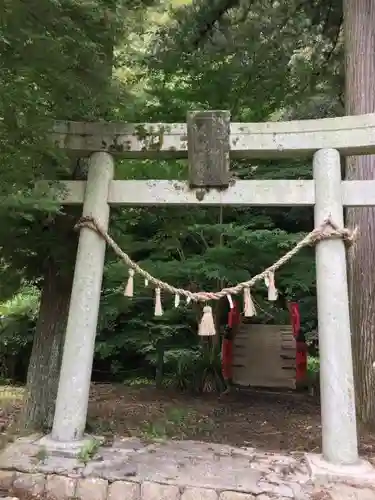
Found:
[23,256,74,431]
[344,0,375,426]
[22,209,79,431]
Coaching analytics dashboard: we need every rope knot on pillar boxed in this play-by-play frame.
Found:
[308,217,357,247]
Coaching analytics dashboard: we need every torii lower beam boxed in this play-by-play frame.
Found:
[44,178,375,207]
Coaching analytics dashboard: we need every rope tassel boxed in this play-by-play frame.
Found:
[154,287,163,316]
[243,287,256,317]
[265,271,278,301]
[198,305,216,336]
[227,294,234,309]
[124,269,135,297]
[174,293,180,308]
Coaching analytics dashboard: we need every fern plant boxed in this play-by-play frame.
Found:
[173,344,224,393]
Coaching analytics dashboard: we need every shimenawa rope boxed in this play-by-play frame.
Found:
[74,215,356,335]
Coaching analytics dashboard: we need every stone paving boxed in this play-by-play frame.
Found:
[0,436,374,499]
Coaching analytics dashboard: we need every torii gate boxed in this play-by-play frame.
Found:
[40,111,375,479]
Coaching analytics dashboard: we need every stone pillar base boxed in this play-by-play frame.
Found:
[38,434,104,458]
[306,453,375,485]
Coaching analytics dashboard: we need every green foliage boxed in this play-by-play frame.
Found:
[0,287,38,380]
[171,345,224,393]
[0,0,160,301]
[307,356,320,376]
[78,438,101,464]
[0,287,39,354]
[33,447,48,464]
[139,0,342,122]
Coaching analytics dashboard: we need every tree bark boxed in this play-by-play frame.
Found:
[22,210,79,431]
[344,0,375,426]
[23,257,74,431]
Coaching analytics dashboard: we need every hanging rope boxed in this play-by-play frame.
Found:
[74,215,357,303]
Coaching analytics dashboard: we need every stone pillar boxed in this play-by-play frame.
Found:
[313,148,358,465]
[51,152,114,444]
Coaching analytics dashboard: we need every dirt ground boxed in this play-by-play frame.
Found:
[86,383,375,464]
[1,383,375,465]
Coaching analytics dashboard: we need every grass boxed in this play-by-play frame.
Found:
[77,438,101,464]
[0,385,24,403]
[0,384,25,451]
[138,406,215,441]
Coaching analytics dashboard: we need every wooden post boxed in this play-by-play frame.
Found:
[313,148,358,465]
[50,152,114,445]
[187,110,230,188]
